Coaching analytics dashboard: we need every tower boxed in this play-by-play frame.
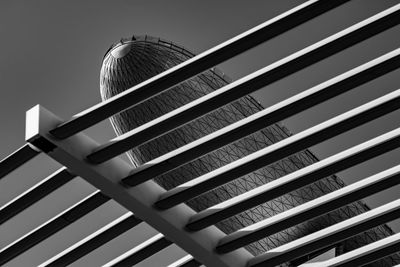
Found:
[100,35,400,266]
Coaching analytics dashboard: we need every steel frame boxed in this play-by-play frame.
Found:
[0,0,398,266]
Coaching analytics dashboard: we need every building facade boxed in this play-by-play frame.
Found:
[100,35,399,266]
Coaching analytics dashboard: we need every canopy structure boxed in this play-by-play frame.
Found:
[1,1,400,266]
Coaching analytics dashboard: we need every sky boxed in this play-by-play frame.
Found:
[0,0,400,266]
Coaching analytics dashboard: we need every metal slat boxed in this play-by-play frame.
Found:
[187,141,400,231]
[315,232,400,267]
[247,199,400,267]
[215,165,400,253]
[103,233,172,267]
[0,168,76,225]
[0,191,110,265]
[178,259,201,267]
[0,144,40,180]
[40,213,142,267]
[155,90,400,209]
[120,48,400,186]
[168,255,201,267]
[88,4,400,164]
[50,0,350,139]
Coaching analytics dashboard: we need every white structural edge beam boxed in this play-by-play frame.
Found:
[247,199,400,267]
[25,105,253,267]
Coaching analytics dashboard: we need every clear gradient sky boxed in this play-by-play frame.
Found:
[0,0,400,266]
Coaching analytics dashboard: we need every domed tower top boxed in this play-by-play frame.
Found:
[100,35,218,100]
[99,35,395,261]
[99,35,235,165]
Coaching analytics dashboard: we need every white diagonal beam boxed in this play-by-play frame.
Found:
[25,105,252,267]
